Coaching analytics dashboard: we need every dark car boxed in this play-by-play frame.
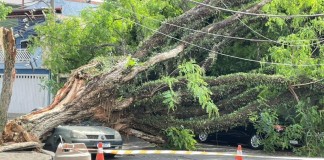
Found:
[45,125,123,157]
[196,124,286,149]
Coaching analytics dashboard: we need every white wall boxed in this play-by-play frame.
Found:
[2,0,37,6]
[0,74,50,113]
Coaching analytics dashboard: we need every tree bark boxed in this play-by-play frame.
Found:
[2,44,185,143]
[0,28,16,144]
[134,0,259,58]
[0,142,40,152]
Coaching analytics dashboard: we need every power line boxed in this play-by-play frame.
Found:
[186,0,324,18]
[109,12,323,67]
[218,1,324,46]
[109,2,324,47]
[220,0,278,44]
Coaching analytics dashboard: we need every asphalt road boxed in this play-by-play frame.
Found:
[114,154,305,160]
[115,136,318,160]
[1,136,323,160]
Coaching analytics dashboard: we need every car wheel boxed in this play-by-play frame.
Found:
[249,135,262,149]
[198,132,208,142]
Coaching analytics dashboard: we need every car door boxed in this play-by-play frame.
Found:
[215,126,254,144]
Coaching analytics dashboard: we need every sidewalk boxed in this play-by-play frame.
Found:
[0,151,52,160]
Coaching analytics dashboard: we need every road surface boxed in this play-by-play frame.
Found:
[0,136,323,160]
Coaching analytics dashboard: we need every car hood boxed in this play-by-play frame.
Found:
[58,126,116,135]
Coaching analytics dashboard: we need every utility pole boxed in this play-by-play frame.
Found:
[21,0,24,9]
[50,0,55,13]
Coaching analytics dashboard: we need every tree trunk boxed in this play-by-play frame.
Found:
[1,0,324,147]
[0,142,40,152]
[2,45,185,143]
[0,28,16,144]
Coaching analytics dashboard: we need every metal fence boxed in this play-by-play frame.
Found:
[0,48,31,63]
[0,73,50,113]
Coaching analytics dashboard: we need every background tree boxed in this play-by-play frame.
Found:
[0,3,11,21]
[31,0,200,76]
[263,0,324,79]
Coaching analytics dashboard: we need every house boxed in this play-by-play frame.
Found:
[0,0,102,118]
[0,7,61,118]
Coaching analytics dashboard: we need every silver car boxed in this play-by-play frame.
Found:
[45,125,123,157]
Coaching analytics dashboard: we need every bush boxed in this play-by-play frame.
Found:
[165,126,197,150]
[251,101,324,156]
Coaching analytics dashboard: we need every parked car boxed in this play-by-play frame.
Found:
[288,131,324,147]
[44,125,123,157]
[196,124,286,149]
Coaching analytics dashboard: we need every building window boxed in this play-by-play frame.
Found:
[21,41,29,48]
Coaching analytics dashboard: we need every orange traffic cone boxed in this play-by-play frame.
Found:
[235,145,243,160]
[96,142,105,160]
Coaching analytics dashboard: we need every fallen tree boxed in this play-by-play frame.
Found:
[1,0,324,149]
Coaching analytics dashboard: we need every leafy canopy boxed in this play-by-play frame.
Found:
[162,76,179,112]
[163,60,218,117]
[0,3,11,21]
[31,0,192,76]
[263,0,324,79]
[165,126,197,150]
[250,101,324,156]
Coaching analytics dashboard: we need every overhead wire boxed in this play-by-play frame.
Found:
[109,2,324,47]
[220,0,294,44]
[216,0,324,44]
[107,11,323,67]
[185,0,324,18]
